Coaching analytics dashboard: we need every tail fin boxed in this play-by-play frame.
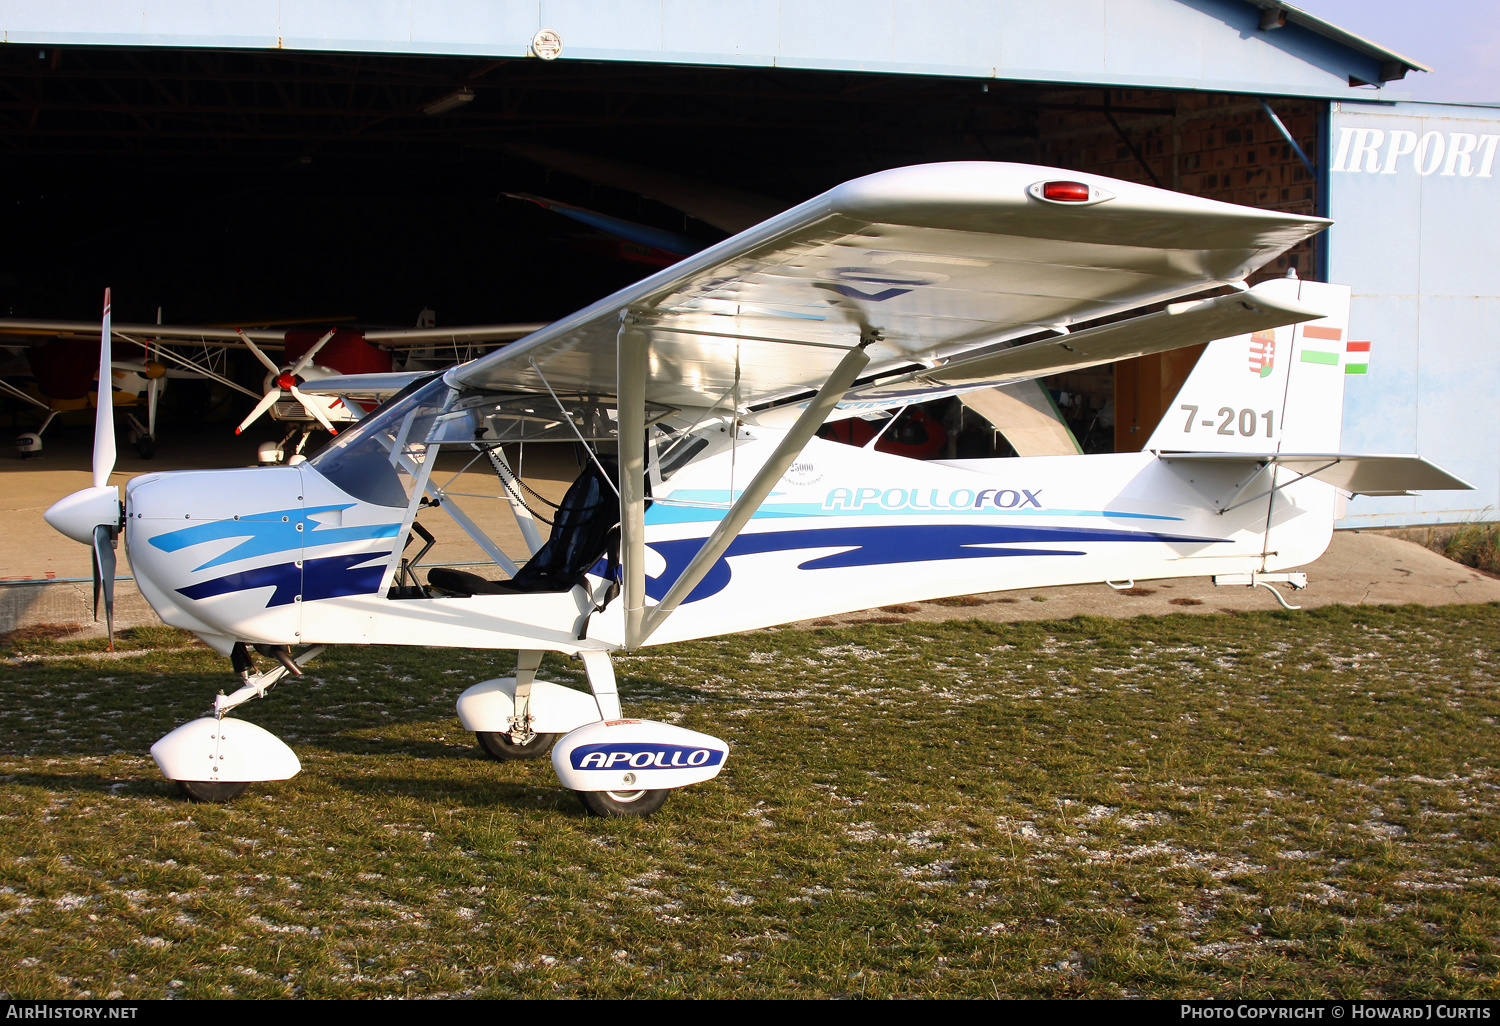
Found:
[1146,277,1353,454]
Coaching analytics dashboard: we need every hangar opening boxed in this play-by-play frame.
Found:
[0,44,1324,463]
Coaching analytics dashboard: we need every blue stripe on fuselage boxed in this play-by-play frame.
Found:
[610,523,1228,605]
[148,504,400,571]
[646,489,1180,525]
[177,550,392,607]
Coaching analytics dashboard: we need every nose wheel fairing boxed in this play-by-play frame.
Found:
[150,716,301,786]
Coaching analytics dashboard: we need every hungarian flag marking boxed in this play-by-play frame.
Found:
[1300,324,1343,366]
[1346,340,1371,375]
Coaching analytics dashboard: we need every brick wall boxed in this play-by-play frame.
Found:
[1031,89,1325,448]
[1037,88,1322,280]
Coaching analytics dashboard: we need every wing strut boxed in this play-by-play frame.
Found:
[618,322,874,649]
[619,318,652,650]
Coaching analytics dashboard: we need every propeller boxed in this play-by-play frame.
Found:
[93,291,115,490]
[235,329,340,436]
[92,523,116,648]
[42,288,124,650]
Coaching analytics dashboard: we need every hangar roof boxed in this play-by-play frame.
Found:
[0,0,1427,100]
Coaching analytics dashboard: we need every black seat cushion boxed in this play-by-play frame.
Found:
[427,567,513,596]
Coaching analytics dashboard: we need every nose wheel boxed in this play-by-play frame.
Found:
[177,780,250,803]
[573,788,671,818]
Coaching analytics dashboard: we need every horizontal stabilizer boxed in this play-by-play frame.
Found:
[1156,452,1473,496]
[844,288,1325,404]
[297,370,435,400]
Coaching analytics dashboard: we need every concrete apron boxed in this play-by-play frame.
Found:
[4,530,1497,641]
[0,577,159,637]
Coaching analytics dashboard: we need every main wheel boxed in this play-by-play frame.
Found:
[475,730,559,761]
[177,780,249,803]
[135,435,156,459]
[573,788,671,818]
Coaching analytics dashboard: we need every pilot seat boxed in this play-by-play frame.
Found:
[427,454,622,597]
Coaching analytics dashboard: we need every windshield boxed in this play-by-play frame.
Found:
[307,376,450,507]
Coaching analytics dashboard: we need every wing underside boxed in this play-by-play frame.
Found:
[449,162,1330,410]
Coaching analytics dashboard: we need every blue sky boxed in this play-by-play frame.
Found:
[1290,0,1500,103]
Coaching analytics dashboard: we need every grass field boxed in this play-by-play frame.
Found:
[0,604,1497,999]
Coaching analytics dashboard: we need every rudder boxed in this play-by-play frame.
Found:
[1146,277,1353,455]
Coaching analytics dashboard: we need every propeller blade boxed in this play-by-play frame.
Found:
[289,329,336,378]
[92,524,116,651]
[92,289,116,490]
[289,384,338,435]
[237,330,282,375]
[235,388,283,434]
[146,375,159,438]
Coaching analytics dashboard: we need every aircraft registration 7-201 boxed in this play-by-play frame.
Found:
[1179,404,1276,438]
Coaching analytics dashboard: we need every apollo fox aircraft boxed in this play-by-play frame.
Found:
[42,163,1470,817]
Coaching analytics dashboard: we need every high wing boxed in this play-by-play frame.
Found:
[0,317,547,442]
[448,162,1329,413]
[0,320,545,348]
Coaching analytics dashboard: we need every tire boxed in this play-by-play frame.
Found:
[475,730,559,761]
[177,779,249,803]
[135,436,156,460]
[574,788,671,818]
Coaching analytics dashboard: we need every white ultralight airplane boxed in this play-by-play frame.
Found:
[43,163,1470,817]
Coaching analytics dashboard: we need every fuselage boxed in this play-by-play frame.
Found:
[122,430,1335,654]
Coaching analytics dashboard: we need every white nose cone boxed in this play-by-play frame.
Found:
[44,485,120,545]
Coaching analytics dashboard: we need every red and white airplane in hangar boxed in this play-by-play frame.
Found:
[42,162,1470,817]
[0,312,545,462]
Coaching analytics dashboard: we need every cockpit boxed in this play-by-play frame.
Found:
[303,375,708,603]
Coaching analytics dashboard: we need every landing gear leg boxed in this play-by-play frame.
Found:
[124,413,154,459]
[155,643,324,802]
[288,427,315,464]
[568,650,670,818]
[579,650,622,720]
[473,650,560,761]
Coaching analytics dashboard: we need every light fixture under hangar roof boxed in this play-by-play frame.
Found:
[419,87,475,117]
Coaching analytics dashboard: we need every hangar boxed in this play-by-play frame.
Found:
[0,0,1493,529]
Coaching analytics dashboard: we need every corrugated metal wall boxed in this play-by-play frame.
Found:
[1329,100,1500,528]
[0,0,1403,100]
